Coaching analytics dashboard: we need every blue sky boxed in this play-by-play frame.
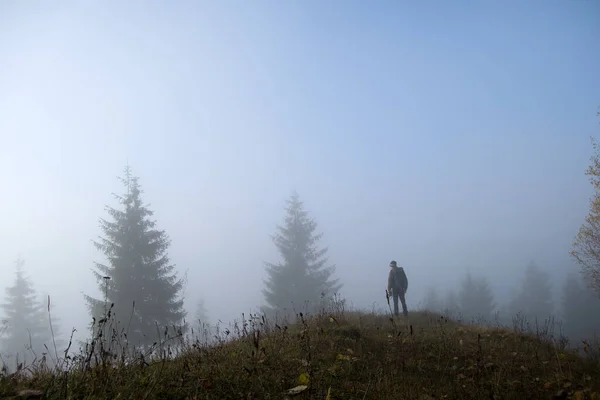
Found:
[0,1,599,338]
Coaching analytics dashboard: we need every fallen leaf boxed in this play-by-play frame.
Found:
[325,387,332,400]
[285,385,308,396]
[336,354,351,361]
[298,372,310,385]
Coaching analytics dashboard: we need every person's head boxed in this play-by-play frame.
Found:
[389,260,397,268]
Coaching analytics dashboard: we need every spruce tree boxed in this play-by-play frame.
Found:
[509,262,554,327]
[561,273,600,346]
[194,298,209,326]
[0,258,51,366]
[262,192,341,319]
[473,276,496,322]
[422,286,443,313]
[458,271,477,319]
[458,271,495,323]
[442,290,460,319]
[193,298,211,344]
[83,166,186,349]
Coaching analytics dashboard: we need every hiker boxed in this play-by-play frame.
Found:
[387,260,408,317]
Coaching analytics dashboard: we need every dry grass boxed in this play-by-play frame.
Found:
[1,301,600,400]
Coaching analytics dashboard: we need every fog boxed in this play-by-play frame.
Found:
[1,1,599,353]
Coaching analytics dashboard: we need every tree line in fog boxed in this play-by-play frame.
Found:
[4,128,600,367]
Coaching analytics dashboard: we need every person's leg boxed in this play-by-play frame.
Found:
[393,293,399,316]
[400,292,408,317]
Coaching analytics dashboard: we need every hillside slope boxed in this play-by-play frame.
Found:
[1,311,599,399]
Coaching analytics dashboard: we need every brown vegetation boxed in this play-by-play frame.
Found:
[1,299,600,400]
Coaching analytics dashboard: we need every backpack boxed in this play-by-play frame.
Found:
[393,267,407,290]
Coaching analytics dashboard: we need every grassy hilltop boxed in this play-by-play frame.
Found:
[1,306,600,400]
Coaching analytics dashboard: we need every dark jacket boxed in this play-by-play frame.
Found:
[388,266,408,294]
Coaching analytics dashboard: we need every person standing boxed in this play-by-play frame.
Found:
[387,260,408,317]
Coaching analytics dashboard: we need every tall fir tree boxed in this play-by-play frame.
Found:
[561,272,600,347]
[422,286,443,313]
[83,166,186,349]
[193,298,212,344]
[262,192,341,319]
[194,298,209,326]
[442,290,460,319]
[457,271,477,319]
[474,276,496,320]
[509,262,554,326]
[0,258,52,367]
[458,271,495,323]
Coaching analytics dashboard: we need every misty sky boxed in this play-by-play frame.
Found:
[1,1,599,342]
